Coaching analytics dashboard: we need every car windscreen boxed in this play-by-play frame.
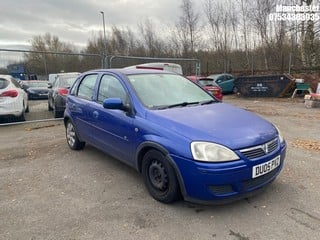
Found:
[198,79,214,86]
[25,81,48,88]
[127,74,216,109]
[0,78,9,89]
[58,76,78,88]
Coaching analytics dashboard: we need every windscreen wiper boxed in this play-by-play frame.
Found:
[155,101,201,110]
[167,101,200,108]
[200,100,217,105]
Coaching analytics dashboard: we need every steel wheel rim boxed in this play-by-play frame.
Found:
[67,123,76,147]
[148,160,168,191]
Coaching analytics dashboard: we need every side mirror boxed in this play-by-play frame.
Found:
[103,98,127,111]
[48,83,52,89]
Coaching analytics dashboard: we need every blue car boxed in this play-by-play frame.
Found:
[64,69,286,204]
[207,73,235,93]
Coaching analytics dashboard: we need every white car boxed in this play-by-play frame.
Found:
[0,75,29,121]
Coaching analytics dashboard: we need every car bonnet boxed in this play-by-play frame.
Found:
[145,103,277,150]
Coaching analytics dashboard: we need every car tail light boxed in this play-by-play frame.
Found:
[58,88,69,96]
[0,89,18,97]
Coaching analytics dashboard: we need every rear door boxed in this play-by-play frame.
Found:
[87,74,135,164]
[68,74,98,143]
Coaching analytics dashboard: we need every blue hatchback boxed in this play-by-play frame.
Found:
[64,69,286,204]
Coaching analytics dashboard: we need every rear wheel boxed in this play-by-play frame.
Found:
[48,99,53,111]
[18,109,26,121]
[53,108,63,118]
[66,120,85,150]
[18,102,26,121]
[142,150,180,203]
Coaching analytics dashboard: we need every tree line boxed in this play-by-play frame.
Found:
[18,0,320,76]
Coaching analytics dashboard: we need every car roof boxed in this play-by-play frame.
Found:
[83,68,177,76]
[0,75,14,80]
[24,80,47,83]
[208,73,233,78]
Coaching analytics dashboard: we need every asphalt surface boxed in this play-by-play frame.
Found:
[0,96,320,240]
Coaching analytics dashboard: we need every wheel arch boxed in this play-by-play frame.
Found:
[135,141,187,198]
[63,116,84,142]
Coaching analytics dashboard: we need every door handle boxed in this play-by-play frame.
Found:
[93,111,99,119]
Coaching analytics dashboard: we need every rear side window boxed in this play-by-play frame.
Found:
[77,74,97,100]
[11,78,21,88]
[0,78,9,89]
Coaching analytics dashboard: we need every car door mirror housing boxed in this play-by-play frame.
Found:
[103,98,126,111]
[48,83,52,89]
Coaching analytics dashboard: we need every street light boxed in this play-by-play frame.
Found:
[100,11,107,68]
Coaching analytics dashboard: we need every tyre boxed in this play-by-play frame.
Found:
[142,150,180,203]
[53,108,63,118]
[25,104,29,113]
[232,86,238,94]
[48,100,53,111]
[18,102,26,121]
[18,109,26,121]
[66,120,85,150]
[48,104,53,111]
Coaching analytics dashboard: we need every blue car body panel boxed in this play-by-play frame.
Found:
[65,69,286,203]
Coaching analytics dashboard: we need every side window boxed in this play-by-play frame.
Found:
[97,75,127,103]
[77,74,97,100]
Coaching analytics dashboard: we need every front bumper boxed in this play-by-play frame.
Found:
[171,142,287,204]
[28,92,48,99]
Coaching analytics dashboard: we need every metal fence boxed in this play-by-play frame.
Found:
[106,55,201,76]
[0,48,103,79]
[0,49,201,126]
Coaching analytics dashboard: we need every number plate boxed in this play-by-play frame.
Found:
[252,155,281,178]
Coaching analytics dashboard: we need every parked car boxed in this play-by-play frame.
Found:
[48,72,80,85]
[186,75,223,101]
[0,75,29,121]
[64,69,286,204]
[48,73,80,118]
[22,80,49,100]
[207,73,236,93]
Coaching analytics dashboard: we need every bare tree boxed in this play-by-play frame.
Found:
[25,33,79,75]
[174,0,201,57]
[138,18,164,57]
[299,0,318,67]
[249,0,276,70]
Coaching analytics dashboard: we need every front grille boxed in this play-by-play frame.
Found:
[240,138,278,160]
[242,168,278,191]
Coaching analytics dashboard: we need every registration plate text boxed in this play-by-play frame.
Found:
[252,155,281,178]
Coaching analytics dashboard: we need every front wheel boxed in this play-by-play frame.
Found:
[232,86,238,94]
[66,120,85,150]
[142,150,180,203]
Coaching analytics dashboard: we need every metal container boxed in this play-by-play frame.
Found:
[234,74,295,97]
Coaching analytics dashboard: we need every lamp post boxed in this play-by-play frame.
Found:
[100,11,107,68]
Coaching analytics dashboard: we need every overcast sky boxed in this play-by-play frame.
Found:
[0,0,202,49]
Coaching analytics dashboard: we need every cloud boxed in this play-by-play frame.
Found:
[0,0,191,48]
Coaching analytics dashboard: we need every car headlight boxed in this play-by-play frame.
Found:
[191,142,239,162]
[275,125,285,143]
